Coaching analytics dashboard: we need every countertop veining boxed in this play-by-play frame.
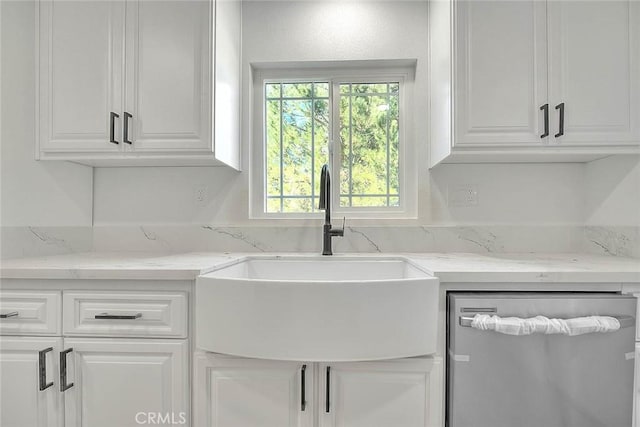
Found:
[1,252,639,283]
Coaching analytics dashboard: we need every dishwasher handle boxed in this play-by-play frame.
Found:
[459,314,634,335]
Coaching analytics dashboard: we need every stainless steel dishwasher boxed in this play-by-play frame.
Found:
[447,292,637,427]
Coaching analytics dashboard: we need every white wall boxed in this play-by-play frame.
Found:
[0,0,93,228]
[93,0,587,227]
[585,155,640,227]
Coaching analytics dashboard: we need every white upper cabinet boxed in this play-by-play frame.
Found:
[430,0,640,166]
[37,0,241,169]
[38,0,123,155]
[124,0,210,153]
[454,0,547,147]
[548,0,640,146]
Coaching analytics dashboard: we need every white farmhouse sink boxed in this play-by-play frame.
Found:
[196,256,439,362]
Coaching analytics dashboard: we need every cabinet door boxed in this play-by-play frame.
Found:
[454,0,548,147]
[38,0,124,154]
[548,0,640,145]
[635,343,640,427]
[124,0,211,153]
[0,337,63,427]
[319,357,443,427]
[194,352,312,427]
[63,338,188,427]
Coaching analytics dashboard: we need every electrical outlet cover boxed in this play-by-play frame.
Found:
[448,185,479,207]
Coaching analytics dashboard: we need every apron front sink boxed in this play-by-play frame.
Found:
[196,256,439,361]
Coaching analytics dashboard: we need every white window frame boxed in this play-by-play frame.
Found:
[250,62,417,220]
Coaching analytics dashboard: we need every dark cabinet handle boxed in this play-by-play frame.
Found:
[325,366,331,413]
[0,311,18,318]
[60,348,74,392]
[110,112,119,144]
[301,365,307,411]
[123,112,133,144]
[540,104,549,138]
[554,103,565,137]
[94,313,142,320]
[38,347,54,391]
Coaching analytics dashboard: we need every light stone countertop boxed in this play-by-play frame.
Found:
[406,252,640,283]
[0,251,639,283]
[0,252,237,281]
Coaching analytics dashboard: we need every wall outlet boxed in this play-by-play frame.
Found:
[193,185,208,207]
[448,185,479,207]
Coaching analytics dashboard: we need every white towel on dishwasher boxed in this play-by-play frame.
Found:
[470,314,621,336]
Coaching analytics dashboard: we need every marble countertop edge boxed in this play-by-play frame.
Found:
[0,251,639,283]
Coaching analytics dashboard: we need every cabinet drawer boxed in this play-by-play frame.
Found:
[0,290,61,335]
[63,291,187,338]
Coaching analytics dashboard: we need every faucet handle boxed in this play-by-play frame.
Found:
[329,217,346,237]
[335,217,345,236]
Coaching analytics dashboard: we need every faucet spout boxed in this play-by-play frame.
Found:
[318,164,344,255]
[319,164,331,225]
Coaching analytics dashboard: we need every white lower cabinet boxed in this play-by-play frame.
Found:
[320,358,442,427]
[64,338,189,427]
[635,343,640,427]
[195,353,442,427]
[0,337,64,427]
[194,353,313,427]
[1,288,191,426]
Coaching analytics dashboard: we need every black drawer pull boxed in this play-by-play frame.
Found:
[0,311,18,318]
[110,112,120,144]
[123,112,133,144]
[301,364,307,411]
[540,104,549,138]
[95,313,142,320]
[60,348,74,392]
[554,103,565,137]
[38,347,54,391]
[326,366,331,413]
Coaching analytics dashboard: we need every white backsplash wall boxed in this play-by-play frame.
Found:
[585,155,640,227]
[92,163,587,227]
[91,225,585,254]
[1,227,93,260]
[582,155,640,257]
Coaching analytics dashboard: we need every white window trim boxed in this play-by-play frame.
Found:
[250,62,417,220]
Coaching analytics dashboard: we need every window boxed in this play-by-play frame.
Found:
[264,81,330,213]
[252,64,416,219]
